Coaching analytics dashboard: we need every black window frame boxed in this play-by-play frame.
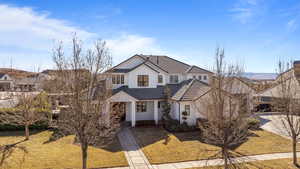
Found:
[170,75,179,83]
[136,102,147,112]
[137,75,149,87]
[112,74,125,84]
[158,75,163,83]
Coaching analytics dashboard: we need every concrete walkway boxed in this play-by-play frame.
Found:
[117,127,153,169]
[152,152,300,169]
[113,127,300,169]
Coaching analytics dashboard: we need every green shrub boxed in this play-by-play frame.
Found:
[247,117,261,130]
[0,121,49,131]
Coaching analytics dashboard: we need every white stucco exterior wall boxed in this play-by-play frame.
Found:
[128,65,159,88]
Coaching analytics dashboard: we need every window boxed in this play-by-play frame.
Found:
[112,74,124,84]
[170,75,179,83]
[184,105,190,116]
[193,75,196,79]
[136,102,147,112]
[158,75,163,83]
[203,75,207,80]
[198,75,202,80]
[137,75,149,87]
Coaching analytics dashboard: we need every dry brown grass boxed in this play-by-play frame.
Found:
[132,127,300,164]
[0,130,128,169]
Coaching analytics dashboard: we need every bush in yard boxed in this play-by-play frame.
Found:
[247,117,261,130]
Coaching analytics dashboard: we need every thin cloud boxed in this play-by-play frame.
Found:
[0,4,95,51]
[287,19,298,32]
[230,0,265,24]
[106,33,165,65]
[0,4,167,70]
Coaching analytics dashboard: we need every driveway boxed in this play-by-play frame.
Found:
[258,113,299,139]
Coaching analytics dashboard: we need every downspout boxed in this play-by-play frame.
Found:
[178,101,181,124]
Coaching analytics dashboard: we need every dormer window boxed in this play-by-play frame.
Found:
[137,75,149,87]
[158,75,163,83]
[112,74,124,84]
[170,75,179,83]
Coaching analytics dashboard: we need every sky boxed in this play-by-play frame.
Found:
[0,0,299,73]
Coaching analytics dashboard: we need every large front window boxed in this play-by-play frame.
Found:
[170,75,179,83]
[136,102,147,112]
[137,75,149,87]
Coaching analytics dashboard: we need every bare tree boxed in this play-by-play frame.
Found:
[271,60,300,167]
[195,48,251,169]
[52,36,120,169]
[0,92,50,140]
[18,92,50,140]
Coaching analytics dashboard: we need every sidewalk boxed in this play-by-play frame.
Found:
[116,127,153,169]
[114,127,300,169]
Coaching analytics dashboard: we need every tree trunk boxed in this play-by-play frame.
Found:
[81,143,88,169]
[25,124,30,140]
[292,136,298,166]
[223,147,229,169]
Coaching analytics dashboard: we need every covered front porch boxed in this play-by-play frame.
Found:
[108,91,163,127]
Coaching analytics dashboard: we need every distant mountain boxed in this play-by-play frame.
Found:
[242,72,277,80]
[0,68,35,79]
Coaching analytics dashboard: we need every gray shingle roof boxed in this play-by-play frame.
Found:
[0,73,5,79]
[172,79,210,101]
[185,65,213,74]
[139,55,191,74]
[112,80,191,100]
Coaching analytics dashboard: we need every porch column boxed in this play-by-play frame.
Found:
[154,100,158,125]
[131,101,136,127]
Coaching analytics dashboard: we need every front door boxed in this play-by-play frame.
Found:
[112,102,126,121]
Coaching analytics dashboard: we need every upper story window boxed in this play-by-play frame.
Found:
[137,75,149,87]
[184,105,190,116]
[112,74,124,84]
[136,101,147,112]
[203,75,207,80]
[158,75,163,83]
[198,75,202,80]
[170,75,179,83]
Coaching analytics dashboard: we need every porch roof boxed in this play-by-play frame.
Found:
[112,81,190,100]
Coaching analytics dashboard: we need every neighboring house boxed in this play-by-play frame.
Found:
[254,61,300,111]
[0,73,13,91]
[105,54,213,126]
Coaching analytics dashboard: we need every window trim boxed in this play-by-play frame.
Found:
[158,75,163,83]
[112,74,125,85]
[136,102,147,112]
[137,75,149,87]
[169,75,179,83]
[184,105,191,116]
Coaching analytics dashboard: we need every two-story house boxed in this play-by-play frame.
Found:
[0,73,13,91]
[106,54,213,127]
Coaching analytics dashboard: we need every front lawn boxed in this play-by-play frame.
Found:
[132,127,300,164]
[0,130,128,169]
[191,158,299,169]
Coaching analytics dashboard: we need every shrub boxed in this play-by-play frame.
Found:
[247,117,261,130]
[163,116,196,132]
